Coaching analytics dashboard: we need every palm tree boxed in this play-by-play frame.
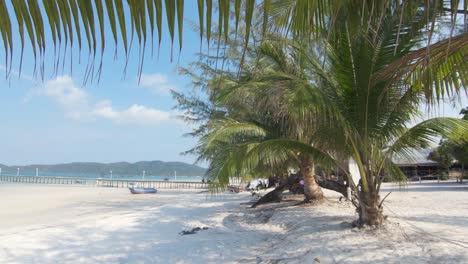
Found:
[179,6,468,226]
[1,1,466,81]
[274,7,468,225]
[174,40,350,201]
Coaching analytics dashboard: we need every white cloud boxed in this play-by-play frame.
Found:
[92,100,172,125]
[40,75,90,120]
[43,76,88,106]
[140,73,176,95]
[92,100,117,120]
[29,75,177,126]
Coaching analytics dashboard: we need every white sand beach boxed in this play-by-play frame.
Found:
[0,181,467,263]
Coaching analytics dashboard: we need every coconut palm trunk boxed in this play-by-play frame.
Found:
[347,156,386,226]
[357,188,384,226]
[300,156,324,202]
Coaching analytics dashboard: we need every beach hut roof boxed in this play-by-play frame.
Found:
[392,149,438,166]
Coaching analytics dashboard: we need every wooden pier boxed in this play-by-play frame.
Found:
[0,175,209,189]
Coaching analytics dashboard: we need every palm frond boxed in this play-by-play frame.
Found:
[2,1,466,80]
[389,117,468,161]
[200,119,267,148]
[374,34,468,104]
[205,143,253,192]
[245,139,339,171]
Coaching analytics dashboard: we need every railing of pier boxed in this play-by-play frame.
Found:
[0,175,210,189]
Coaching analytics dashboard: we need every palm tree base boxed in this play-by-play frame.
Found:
[356,191,385,227]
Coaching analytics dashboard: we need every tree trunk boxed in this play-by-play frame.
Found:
[461,164,464,183]
[251,174,346,208]
[356,191,384,226]
[251,184,287,208]
[300,157,324,202]
[317,179,348,198]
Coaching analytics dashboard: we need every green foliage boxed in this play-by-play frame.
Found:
[439,171,449,181]
[175,4,468,200]
[428,140,455,169]
[0,1,466,82]
[428,107,468,170]
[461,107,468,120]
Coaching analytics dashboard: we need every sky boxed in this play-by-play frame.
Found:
[0,3,466,166]
[0,2,205,166]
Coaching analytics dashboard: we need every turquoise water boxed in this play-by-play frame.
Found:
[0,171,204,182]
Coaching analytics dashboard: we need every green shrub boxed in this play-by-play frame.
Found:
[439,171,449,180]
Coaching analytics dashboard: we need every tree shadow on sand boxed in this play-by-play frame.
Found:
[0,193,278,263]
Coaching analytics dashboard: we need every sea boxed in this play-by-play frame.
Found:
[0,171,204,182]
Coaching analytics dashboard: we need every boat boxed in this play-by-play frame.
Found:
[129,187,157,194]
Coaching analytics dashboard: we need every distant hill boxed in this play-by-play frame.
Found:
[0,161,206,176]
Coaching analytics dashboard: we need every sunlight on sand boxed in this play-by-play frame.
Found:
[0,181,467,263]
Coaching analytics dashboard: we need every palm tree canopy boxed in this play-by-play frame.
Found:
[165,2,468,225]
[174,3,468,191]
[0,0,466,79]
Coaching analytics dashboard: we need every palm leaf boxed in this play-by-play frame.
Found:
[200,119,267,149]
[1,0,467,81]
[245,139,339,171]
[374,34,468,104]
[389,117,468,161]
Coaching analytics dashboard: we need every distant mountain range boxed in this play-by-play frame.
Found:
[0,161,206,176]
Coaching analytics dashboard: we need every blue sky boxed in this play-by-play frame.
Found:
[0,3,466,166]
[0,2,205,166]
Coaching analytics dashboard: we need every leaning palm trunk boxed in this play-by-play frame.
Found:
[300,156,324,202]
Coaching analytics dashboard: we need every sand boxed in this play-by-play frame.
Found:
[0,181,467,263]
